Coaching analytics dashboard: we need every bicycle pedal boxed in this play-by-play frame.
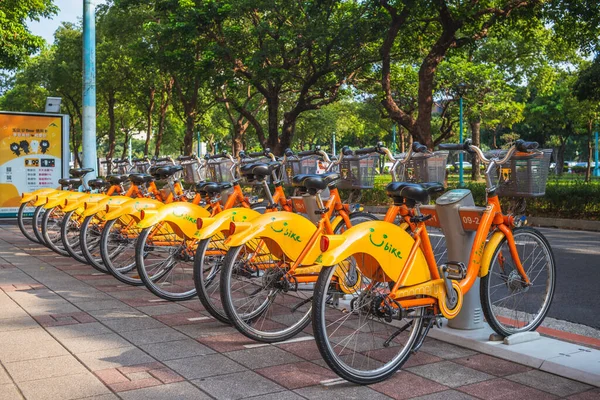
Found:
[441,262,466,280]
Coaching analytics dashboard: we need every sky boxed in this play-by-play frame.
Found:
[27,0,106,44]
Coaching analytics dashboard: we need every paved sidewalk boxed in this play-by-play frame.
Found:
[0,224,597,400]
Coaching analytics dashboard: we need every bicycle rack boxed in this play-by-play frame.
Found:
[421,189,486,330]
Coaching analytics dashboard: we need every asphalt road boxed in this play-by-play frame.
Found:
[536,227,600,329]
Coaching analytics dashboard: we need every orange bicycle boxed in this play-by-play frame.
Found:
[312,139,556,384]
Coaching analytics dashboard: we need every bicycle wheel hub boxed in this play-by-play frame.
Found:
[506,270,528,292]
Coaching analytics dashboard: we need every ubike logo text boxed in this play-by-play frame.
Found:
[270,219,302,243]
[368,228,402,260]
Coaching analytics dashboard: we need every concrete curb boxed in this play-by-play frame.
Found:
[362,206,600,232]
[429,322,600,387]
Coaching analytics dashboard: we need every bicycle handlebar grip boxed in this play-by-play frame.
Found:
[207,152,229,160]
[153,157,171,162]
[114,158,129,164]
[341,146,353,156]
[248,151,265,157]
[412,142,428,153]
[284,148,295,157]
[354,146,378,155]
[439,139,472,152]
[132,157,148,162]
[298,149,316,156]
[515,139,539,152]
[177,155,194,161]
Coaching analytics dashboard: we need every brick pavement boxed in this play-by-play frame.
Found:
[0,224,597,400]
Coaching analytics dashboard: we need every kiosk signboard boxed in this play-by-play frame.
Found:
[0,111,69,217]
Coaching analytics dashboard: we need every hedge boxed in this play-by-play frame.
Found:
[338,179,600,220]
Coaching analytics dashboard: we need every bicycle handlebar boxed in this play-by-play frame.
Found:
[515,139,539,152]
[152,156,173,163]
[176,155,197,162]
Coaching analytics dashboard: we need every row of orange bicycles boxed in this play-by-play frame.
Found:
[17,139,556,384]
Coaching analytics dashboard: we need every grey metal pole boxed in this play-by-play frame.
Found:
[82,0,97,180]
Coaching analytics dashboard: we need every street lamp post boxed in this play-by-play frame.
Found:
[332,131,336,155]
[457,83,467,187]
[392,124,397,153]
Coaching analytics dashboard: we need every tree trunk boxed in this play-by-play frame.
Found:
[106,92,117,160]
[154,79,172,157]
[266,95,280,151]
[556,141,567,176]
[586,120,593,182]
[232,122,245,157]
[278,112,297,155]
[144,88,155,156]
[184,112,195,156]
[470,117,481,181]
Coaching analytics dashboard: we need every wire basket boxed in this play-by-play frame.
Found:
[207,158,235,183]
[282,156,334,186]
[181,161,205,184]
[338,154,379,189]
[395,151,448,184]
[492,149,553,197]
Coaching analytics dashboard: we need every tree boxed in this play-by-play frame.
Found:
[0,0,57,69]
[205,0,381,154]
[379,0,556,149]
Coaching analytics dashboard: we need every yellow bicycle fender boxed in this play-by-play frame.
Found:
[318,221,430,286]
[226,211,319,263]
[34,191,62,207]
[104,198,164,221]
[21,188,58,203]
[478,231,505,278]
[195,208,262,241]
[136,202,211,238]
[63,193,107,213]
[82,196,129,218]
[45,192,87,209]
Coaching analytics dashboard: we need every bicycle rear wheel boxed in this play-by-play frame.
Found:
[32,205,46,244]
[100,216,144,285]
[194,232,230,323]
[194,202,267,323]
[80,214,109,273]
[18,200,39,243]
[312,258,424,384]
[136,223,196,301]
[41,206,69,256]
[480,226,556,337]
[62,210,87,263]
[220,212,378,343]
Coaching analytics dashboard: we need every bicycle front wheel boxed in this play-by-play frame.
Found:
[136,223,197,301]
[480,226,556,337]
[62,210,87,263]
[312,259,424,384]
[18,200,39,243]
[100,217,144,285]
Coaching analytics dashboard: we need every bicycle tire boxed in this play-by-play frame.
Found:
[100,217,144,286]
[61,209,88,263]
[312,259,424,384]
[18,200,40,243]
[80,214,109,273]
[480,226,556,337]
[193,201,268,323]
[41,206,69,256]
[220,211,378,343]
[32,205,46,245]
[135,223,195,301]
